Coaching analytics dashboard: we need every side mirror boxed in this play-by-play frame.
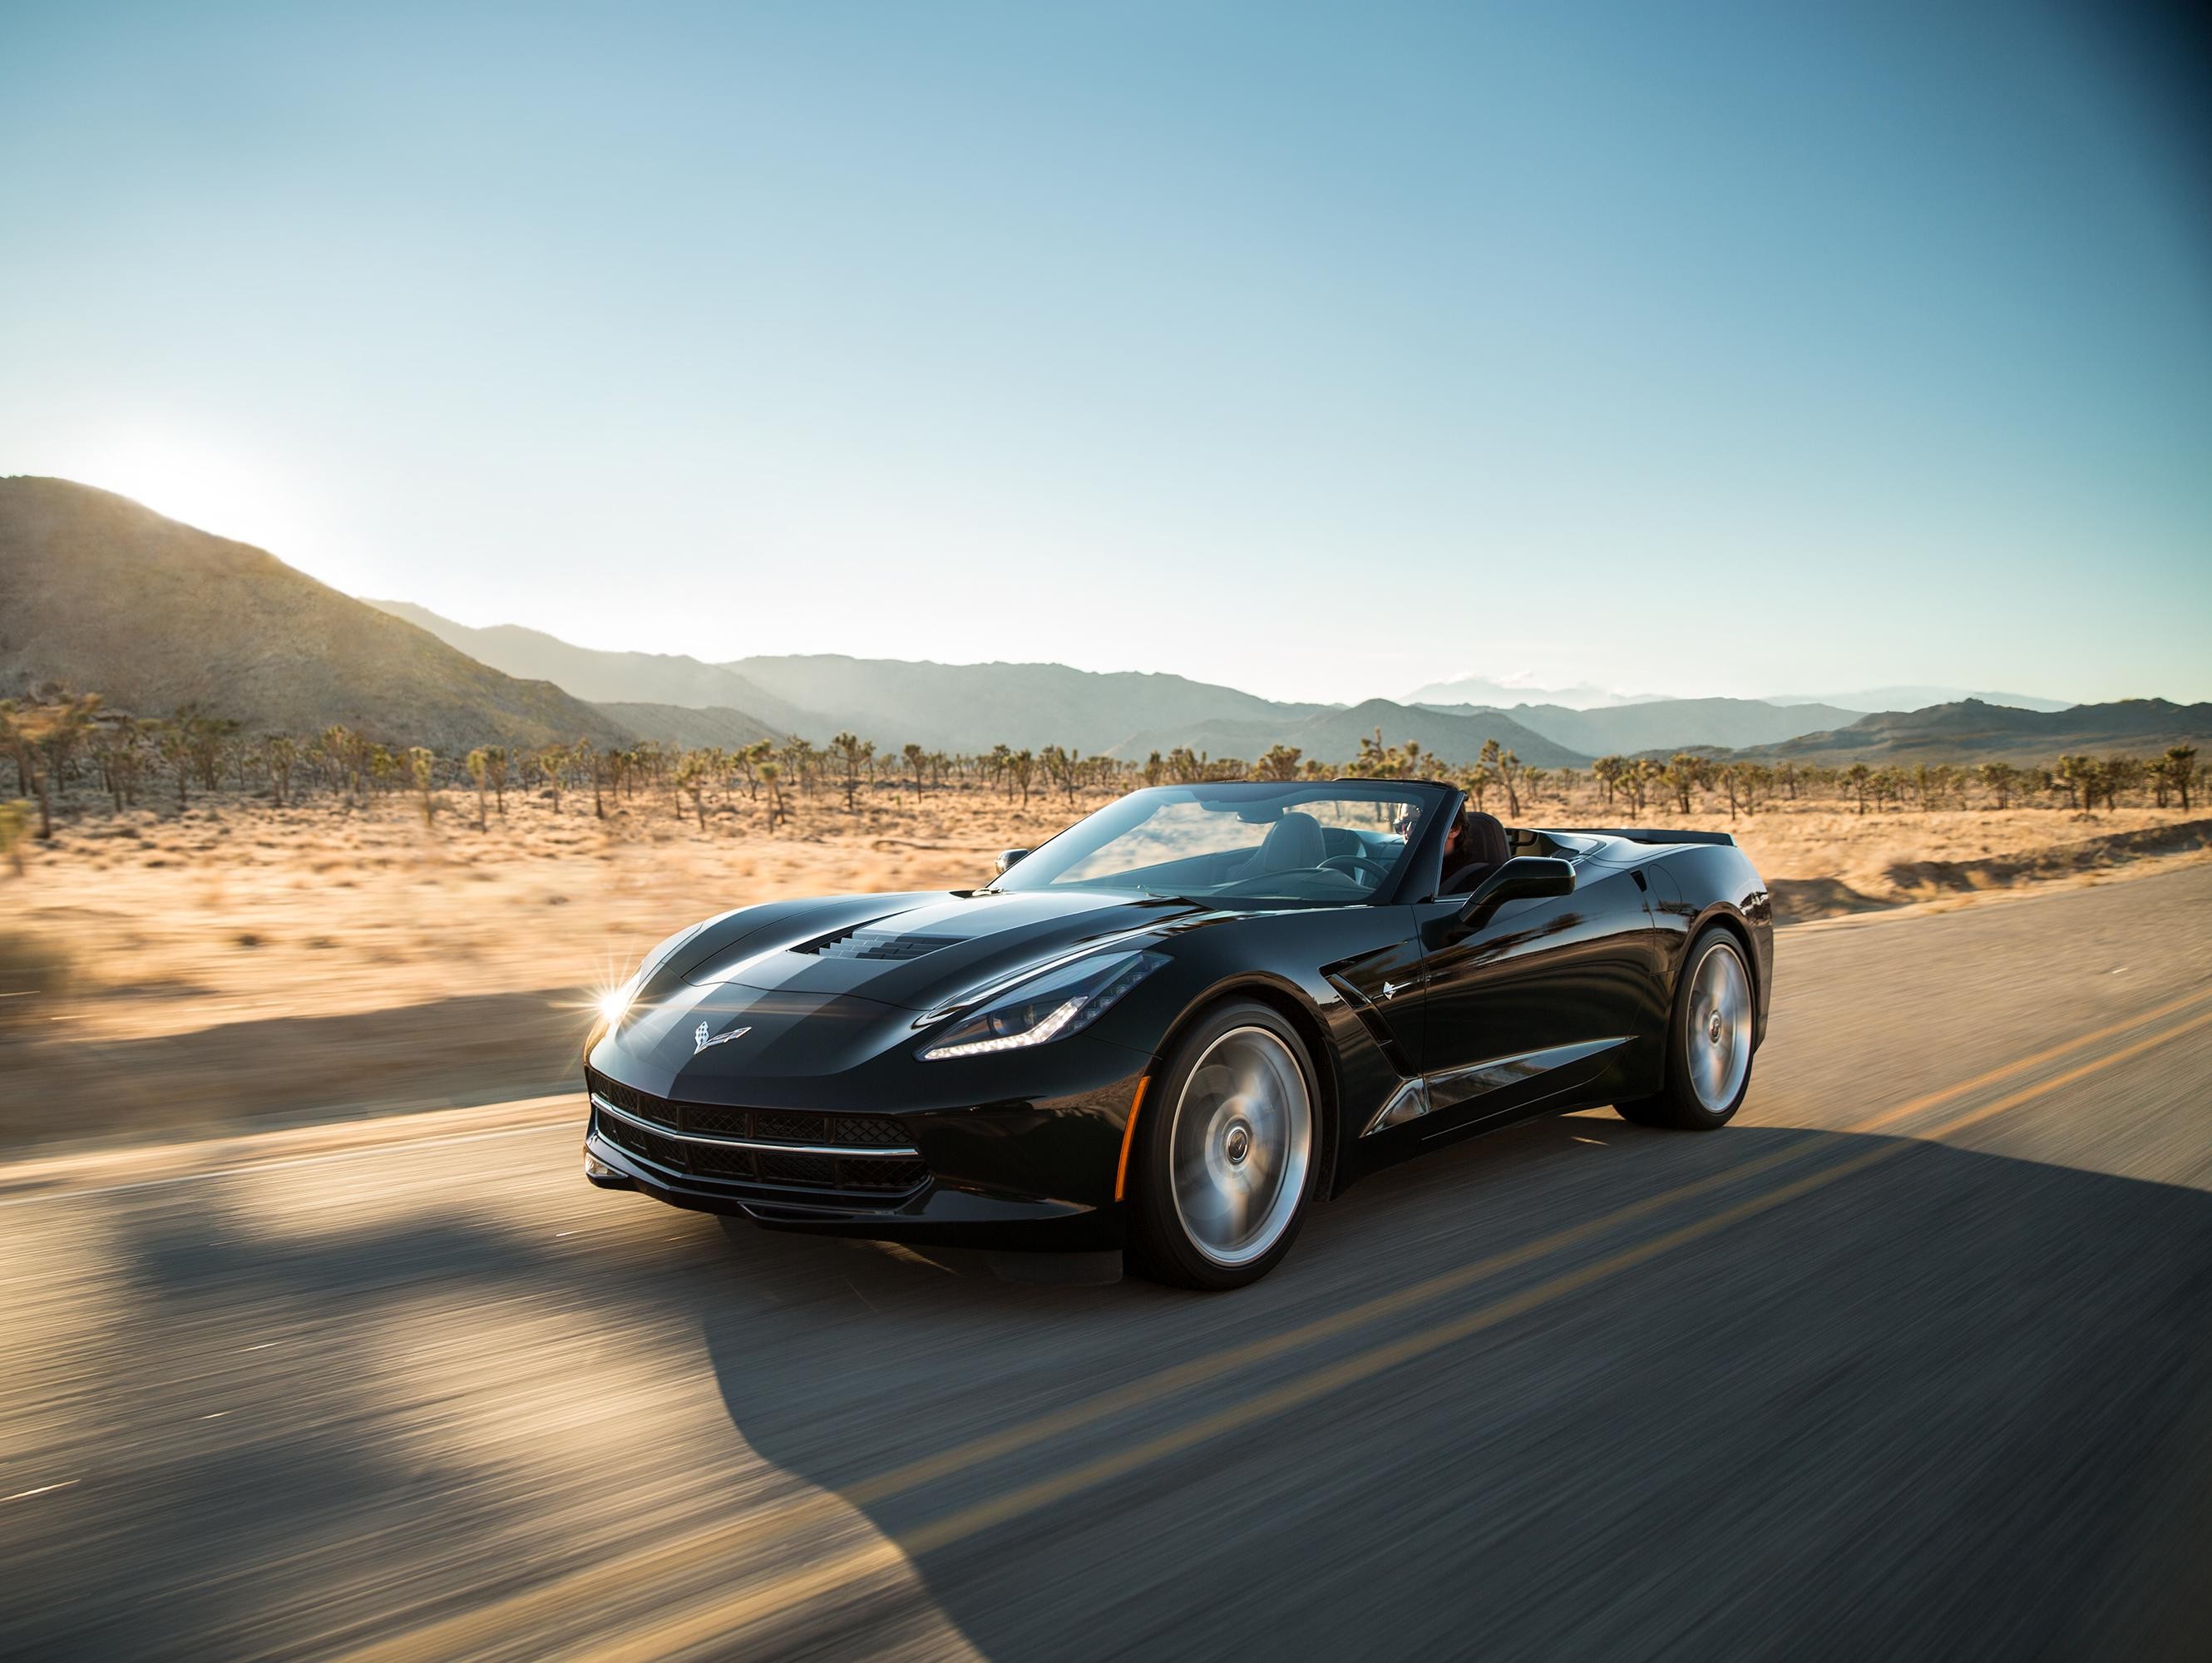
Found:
[995,848,1030,876]
[1456,855,1575,922]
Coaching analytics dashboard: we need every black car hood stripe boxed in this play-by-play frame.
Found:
[679,888,1207,1013]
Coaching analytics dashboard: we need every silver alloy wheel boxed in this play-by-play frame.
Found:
[1168,1024,1313,1267]
[1685,937,1752,1113]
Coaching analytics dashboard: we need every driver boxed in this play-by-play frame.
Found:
[1437,808,1512,894]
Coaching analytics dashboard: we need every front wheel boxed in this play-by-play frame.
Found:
[1617,925,1755,1130]
[1126,1001,1318,1290]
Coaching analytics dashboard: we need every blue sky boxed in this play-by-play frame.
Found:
[3,1,2207,704]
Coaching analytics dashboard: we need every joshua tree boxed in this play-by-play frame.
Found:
[261,735,299,808]
[0,702,53,837]
[674,752,709,830]
[1665,752,1706,814]
[1478,739,1524,818]
[1253,744,1302,782]
[155,720,195,812]
[536,744,567,814]
[758,760,784,832]
[466,748,491,831]
[481,746,509,815]
[0,799,29,875]
[2052,753,2097,812]
[2164,746,2196,812]
[1591,755,1625,806]
[830,732,868,812]
[1977,760,2018,810]
[407,748,437,826]
[1844,762,1872,815]
[1009,748,1036,806]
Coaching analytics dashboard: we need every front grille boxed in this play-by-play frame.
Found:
[585,1068,928,1202]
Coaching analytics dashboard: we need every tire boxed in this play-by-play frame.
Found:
[1125,1000,1320,1290]
[1616,925,1756,1130]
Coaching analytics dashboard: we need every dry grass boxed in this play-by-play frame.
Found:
[2,780,2206,1151]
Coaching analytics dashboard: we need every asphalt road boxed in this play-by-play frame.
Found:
[5,866,2211,1661]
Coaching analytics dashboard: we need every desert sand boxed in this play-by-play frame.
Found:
[4,779,2208,1150]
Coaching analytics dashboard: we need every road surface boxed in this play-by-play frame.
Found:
[5,865,2210,1661]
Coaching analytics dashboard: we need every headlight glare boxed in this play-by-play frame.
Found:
[920,950,1167,1061]
[600,922,708,1027]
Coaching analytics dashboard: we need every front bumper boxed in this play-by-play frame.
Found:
[578,1036,1149,1251]
[583,1128,1122,1249]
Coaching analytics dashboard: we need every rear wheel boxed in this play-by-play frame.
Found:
[1126,1001,1317,1290]
[1616,926,1755,1129]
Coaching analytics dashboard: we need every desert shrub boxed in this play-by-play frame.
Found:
[0,927,72,1041]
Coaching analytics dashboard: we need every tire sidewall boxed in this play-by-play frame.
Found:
[1666,926,1755,1127]
[1128,999,1321,1290]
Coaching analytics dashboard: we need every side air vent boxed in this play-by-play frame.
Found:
[805,928,961,961]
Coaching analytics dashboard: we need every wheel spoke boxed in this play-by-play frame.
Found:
[1167,1026,1313,1268]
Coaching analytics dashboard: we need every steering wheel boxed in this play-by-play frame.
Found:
[1320,851,1392,887]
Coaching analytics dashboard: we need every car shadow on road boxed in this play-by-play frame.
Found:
[34,1110,2210,1661]
[694,1113,2212,1661]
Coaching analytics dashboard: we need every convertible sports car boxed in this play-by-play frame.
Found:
[580,779,1772,1289]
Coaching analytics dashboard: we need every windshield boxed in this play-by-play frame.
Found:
[988,782,1448,905]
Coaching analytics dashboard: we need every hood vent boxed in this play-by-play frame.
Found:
[802,927,961,962]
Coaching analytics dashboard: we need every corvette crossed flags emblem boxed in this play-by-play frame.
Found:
[694,1021,752,1054]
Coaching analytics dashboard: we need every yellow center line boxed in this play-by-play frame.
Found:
[561,1002,2212,1662]
[895,1004,2212,1557]
[338,988,2212,1663]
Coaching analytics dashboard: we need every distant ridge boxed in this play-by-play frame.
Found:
[1418,697,1869,756]
[598,702,782,750]
[364,600,817,736]
[1729,698,2212,765]
[0,477,628,751]
[1399,673,1670,709]
[717,654,1325,754]
[1113,698,1587,770]
[1765,684,2073,714]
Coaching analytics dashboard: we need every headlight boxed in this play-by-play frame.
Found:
[919,950,1168,1061]
[600,922,709,1025]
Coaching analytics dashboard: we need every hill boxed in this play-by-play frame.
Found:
[1429,696,1869,755]
[1731,698,2212,765]
[1765,683,2074,714]
[718,654,1326,754]
[0,478,629,751]
[1113,698,1586,769]
[597,702,782,750]
[364,600,817,735]
[1400,673,1668,708]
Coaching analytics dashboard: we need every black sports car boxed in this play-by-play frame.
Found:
[580,778,1772,1289]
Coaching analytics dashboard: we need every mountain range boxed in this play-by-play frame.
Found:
[1728,698,2212,767]
[4,477,2195,772]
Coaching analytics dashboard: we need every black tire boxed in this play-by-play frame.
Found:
[1125,1000,1321,1290]
[1616,925,1756,1130]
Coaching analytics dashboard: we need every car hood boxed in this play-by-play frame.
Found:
[595,887,1208,1089]
[674,886,1202,1013]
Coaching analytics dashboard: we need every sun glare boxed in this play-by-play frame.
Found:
[73,432,299,551]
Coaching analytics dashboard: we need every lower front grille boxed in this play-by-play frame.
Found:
[586,1068,929,1204]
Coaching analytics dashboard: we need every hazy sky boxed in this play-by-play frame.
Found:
[4,1,2208,704]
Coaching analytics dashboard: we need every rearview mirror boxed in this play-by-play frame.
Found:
[995,848,1030,876]
[1456,855,1575,921]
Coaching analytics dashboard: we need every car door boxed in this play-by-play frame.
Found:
[1404,859,1657,1138]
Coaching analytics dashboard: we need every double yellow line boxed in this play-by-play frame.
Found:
[346,986,2212,1663]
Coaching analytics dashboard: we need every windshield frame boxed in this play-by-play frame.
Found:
[982,779,1459,909]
